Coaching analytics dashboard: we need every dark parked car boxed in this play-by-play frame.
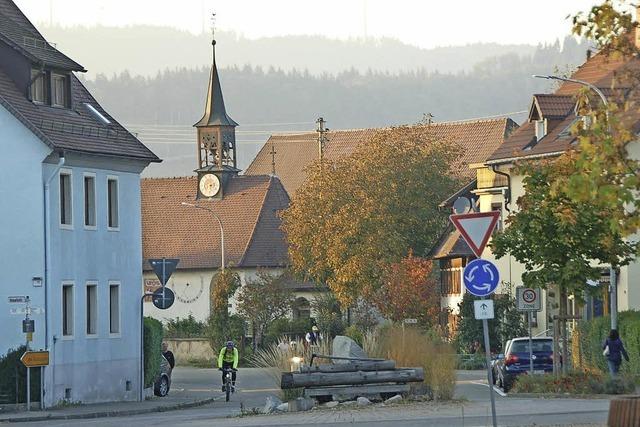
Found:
[154,355,173,397]
[494,337,555,392]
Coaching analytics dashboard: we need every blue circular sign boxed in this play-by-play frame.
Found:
[463,259,500,297]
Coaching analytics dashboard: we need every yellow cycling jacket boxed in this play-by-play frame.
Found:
[218,347,239,369]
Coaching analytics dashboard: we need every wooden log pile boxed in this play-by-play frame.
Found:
[280,359,424,400]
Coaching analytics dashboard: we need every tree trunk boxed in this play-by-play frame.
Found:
[559,285,569,375]
[299,360,396,373]
[281,368,424,389]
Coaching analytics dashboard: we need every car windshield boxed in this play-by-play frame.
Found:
[509,340,552,353]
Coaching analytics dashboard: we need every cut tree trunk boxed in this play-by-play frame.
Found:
[281,368,424,389]
[299,361,396,373]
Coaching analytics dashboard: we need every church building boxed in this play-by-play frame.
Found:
[141,37,319,325]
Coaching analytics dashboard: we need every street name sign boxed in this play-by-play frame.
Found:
[148,258,180,286]
[21,351,49,367]
[463,259,500,297]
[8,296,28,303]
[152,287,175,310]
[474,300,495,320]
[516,287,541,311]
[403,318,418,324]
[450,211,500,257]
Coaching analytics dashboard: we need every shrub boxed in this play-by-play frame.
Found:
[512,371,635,395]
[573,311,640,377]
[164,315,207,338]
[371,325,456,400]
[144,317,163,388]
[265,317,314,346]
[0,346,41,404]
[456,353,486,370]
[344,325,364,347]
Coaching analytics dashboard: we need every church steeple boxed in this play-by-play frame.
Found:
[194,25,239,200]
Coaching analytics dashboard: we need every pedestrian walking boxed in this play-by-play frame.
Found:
[603,329,629,376]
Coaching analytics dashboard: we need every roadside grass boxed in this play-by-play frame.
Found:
[367,325,457,400]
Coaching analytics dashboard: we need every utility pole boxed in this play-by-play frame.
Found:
[270,139,277,176]
[316,117,328,163]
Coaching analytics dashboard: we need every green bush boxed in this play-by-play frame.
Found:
[144,317,163,388]
[0,346,41,404]
[264,317,314,346]
[574,311,640,377]
[344,325,364,347]
[456,353,486,370]
[164,315,207,338]
[512,371,635,395]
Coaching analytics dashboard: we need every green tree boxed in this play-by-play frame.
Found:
[282,124,462,305]
[311,293,345,339]
[455,289,526,354]
[491,161,636,370]
[236,271,294,350]
[207,270,243,350]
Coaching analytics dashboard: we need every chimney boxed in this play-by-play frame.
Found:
[586,49,592,60]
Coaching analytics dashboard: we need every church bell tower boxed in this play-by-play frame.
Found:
[194,34,239,200]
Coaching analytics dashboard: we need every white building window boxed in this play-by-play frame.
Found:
[107,176,119,230]
[30,69,46,103]
[52,73,68,108]
[109,282,120,335]
[59,170,73,228]
[86,283,97,336]
[84,173,96,229]
[62,283,74,337]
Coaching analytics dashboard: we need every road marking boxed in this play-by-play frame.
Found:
[239,388,281,393]
[469,380,507,397]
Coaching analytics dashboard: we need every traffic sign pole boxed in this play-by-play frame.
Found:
[482,309,497,427]
[528,311,534,375]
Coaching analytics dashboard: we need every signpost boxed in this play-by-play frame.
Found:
[516,287,542,375]
[21,351,49,367]
[452,210,500,427]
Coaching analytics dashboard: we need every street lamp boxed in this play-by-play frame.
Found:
[533,74,617,330]
[181,202,225,271]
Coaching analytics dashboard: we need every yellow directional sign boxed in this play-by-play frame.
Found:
[20,351,49,367]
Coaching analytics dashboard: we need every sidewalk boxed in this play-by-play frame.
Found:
[0,394,216,423]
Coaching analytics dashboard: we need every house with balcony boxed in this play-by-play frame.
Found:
[0,0,159,406]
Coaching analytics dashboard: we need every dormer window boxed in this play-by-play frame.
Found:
[30,69,46,103]
[535,119,546,141]
[52,73,69,107]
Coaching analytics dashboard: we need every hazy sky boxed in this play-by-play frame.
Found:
[14,0,618,49]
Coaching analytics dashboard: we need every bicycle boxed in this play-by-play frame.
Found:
[219,367,237,401]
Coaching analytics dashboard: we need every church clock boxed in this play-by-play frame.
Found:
[198,173,220,198]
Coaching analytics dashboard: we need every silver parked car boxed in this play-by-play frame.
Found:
[154,355,173,397]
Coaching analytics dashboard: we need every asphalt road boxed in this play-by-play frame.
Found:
[11,369,609,427]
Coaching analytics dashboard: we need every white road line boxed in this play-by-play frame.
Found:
[469,380,508,397]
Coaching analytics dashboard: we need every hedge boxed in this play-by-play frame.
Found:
[144,317,163,388]
[573,310,640,376]
[0,345,41,404]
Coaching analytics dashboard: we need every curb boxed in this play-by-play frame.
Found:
[507,392,613,399]
[0,397,217,423]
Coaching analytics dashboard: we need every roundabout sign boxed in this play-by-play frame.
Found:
[463,258,500,297]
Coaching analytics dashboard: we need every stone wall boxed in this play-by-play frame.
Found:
[165,338,216,365]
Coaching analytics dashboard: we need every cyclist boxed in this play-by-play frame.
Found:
[217,340,239,392]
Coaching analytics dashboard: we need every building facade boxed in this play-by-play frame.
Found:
[0,0,159,406]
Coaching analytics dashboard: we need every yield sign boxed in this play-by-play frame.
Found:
[449,211,500,257]
[148,258,180,286]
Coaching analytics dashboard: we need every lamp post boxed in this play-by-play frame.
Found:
[533,74,617,331]
[181,202,225,270]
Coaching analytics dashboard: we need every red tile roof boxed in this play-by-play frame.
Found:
[246,118,517,196]
[141,174,290,270]
[488,48,640,164]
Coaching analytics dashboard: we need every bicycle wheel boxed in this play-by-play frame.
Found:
[225,381,231,402]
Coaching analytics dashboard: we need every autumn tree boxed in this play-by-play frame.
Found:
[282,124,462,305]
[371,253,441,329]
[563,0,640,241]
[236,271,294,350]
